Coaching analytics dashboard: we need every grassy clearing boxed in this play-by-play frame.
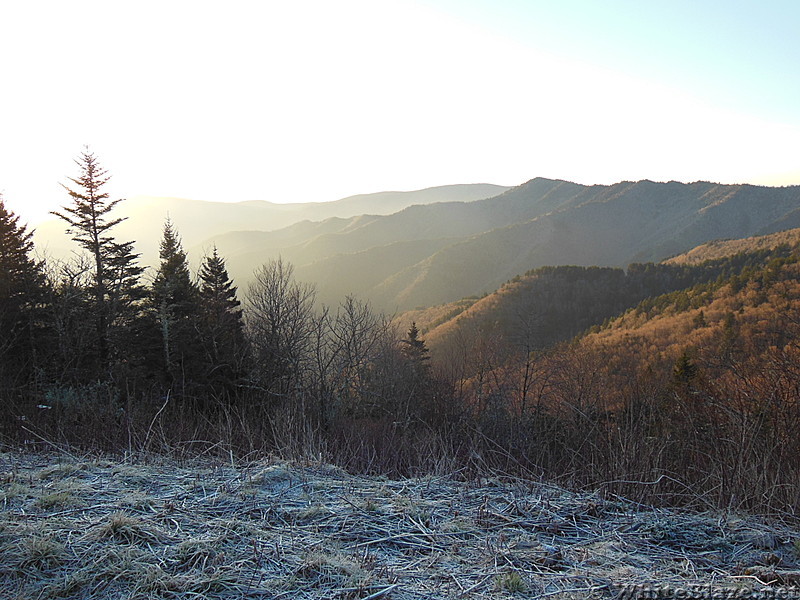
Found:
[1,450,799,599]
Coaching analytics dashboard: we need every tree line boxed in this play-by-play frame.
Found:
[4,150,800,518]
[1,150,439,455]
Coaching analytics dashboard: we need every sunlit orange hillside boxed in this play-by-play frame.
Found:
[584,227,800,367]
[395,295,481,338]
[400,228,800,368]
[664,227,800,266]
[431,233,800,515]
[584,261,800,367]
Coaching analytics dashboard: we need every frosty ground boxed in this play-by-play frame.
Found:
[1,451,799,599]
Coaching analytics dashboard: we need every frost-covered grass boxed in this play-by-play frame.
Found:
[1,450,799,599]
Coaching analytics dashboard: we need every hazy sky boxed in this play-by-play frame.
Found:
[2,0,799,224]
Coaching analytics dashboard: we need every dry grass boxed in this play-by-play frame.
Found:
[1,450,799,599]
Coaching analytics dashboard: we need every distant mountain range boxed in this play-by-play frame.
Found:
[35,178,800,313]
[34,183,509,268]
[204,178,800,311]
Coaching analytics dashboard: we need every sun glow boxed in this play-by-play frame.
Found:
[1,0,798,226]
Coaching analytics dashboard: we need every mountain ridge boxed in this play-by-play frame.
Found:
[35,176,800,313]
[199,178,800,309]
[34,183,509,268]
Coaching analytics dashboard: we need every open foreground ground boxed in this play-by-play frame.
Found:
[1,451,799,599]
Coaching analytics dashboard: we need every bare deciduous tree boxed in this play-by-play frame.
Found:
[246,258,316,398]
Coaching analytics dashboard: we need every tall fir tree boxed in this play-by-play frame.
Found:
[0,195,47,389]
[401,322,430,374]
[52,148,141,373]
[398,322,436,421]
[151,219,201,389]
[198,246,245,399]
[105,240,148,369]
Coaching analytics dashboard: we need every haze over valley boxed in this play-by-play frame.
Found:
[35,177,800,312]
[33,183,509,269]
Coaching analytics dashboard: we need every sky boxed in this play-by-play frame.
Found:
[2,0,799,225]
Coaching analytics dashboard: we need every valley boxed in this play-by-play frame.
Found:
[6,170,800,538]
[34,178,800,312]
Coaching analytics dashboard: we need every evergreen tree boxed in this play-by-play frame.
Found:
[198,246,245,398]
[152,219,201,388]
[0,195,47,388]
[106,241,147,327]
[398,322,434,419]
[401,322,430,374]
[52,148,140,372]
[672,350,699,385]
[105,240,148,371]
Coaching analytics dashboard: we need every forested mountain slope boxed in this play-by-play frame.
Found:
[436,237,800,517]
[211,179,800,310]
[584,247,800,363]
[368,181,800,309]
[664,227,800,265]
[9,167,800,521]
[34,177,800,312]
[402,228,800,364]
